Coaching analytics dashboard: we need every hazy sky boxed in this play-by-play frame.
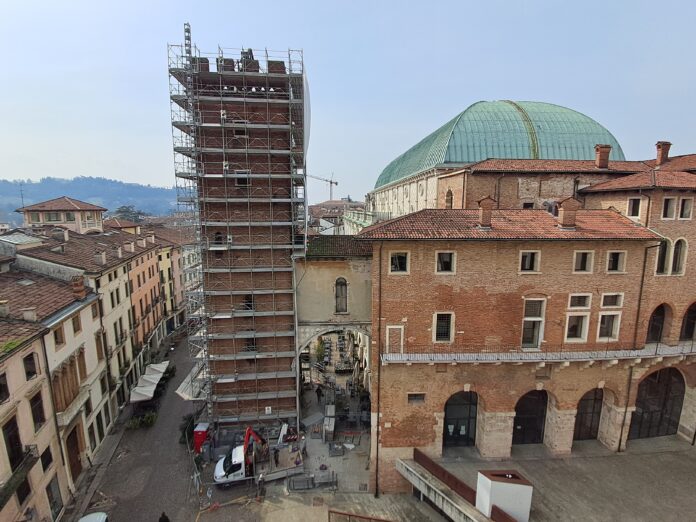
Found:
[2,0,695,203]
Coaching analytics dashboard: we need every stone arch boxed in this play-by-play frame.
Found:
[443,391,479,448]
[680,302,696,341]
[629,367,685,440]
[646,303,674,343]
[334,277,348,314]
[512,389,549,445]
[445,189,453,209]
[671,238,688,274]
[297,324,371,353]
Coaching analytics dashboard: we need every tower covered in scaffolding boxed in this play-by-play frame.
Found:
[169,24,307,429]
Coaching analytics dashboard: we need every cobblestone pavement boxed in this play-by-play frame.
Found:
[82,339,199,522]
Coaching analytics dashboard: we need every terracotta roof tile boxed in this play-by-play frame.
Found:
[580,170,696,193]
[357,209,660,241]
[104,217,139,228]
[643,154,696,171]
[0,270,92,321]
[468,158,650,173]
[16,196,107,212]
[18,229,160,273]
[0,319,46,350]
[306,235,373,257]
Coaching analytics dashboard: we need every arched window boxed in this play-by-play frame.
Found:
[656,240,669,274]
[672,239,687,274]
[335,278,347,313]
[445,189,453,209]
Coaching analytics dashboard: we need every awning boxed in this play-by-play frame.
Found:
[129,361,170,403]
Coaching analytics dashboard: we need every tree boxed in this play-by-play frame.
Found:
[112,205,150,223]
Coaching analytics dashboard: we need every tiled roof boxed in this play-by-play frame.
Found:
[0,319,46,351]
[148,225,190,246]
[357,209,660,241]
[0,270,92,322]
[18,229,160,273]
[16,196,107,212]
[0,255,14,264]
[643,154,696,171]
[306,235,373,257]
[468,158,650,173]
[104,217,139,228]
[580,170,696,193]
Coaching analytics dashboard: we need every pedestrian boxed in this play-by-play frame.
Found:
[159,513,170,522]
[273,447,279,467]
[256,473,265,498]
[316,386,323,403]
[300,435,307,457]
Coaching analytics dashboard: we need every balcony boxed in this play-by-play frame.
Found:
[56,387,90,427]
[380,341,696,365]
[0,445,39,509]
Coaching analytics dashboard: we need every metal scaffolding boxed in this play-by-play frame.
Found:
[169,24,307,428]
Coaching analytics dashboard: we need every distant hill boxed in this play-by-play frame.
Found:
[0,177,176,225]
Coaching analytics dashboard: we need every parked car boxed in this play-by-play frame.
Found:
[78,513,109,522]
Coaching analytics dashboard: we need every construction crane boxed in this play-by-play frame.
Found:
[307,173,338,200]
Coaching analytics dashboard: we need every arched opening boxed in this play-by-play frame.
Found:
[443,392,478,447]
[680,303,696,341]
[672,239,687,274]
[656,240,670,274]
[646,304,668,343]
[335,278,347,313]
[629,368,685,440]
[445,189,453,209]
[573,388,603,440]
[513,390,548,444]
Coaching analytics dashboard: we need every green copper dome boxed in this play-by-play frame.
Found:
[374,100,625,189]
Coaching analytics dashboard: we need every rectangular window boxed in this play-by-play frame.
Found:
[568,294,591,309]
[628,198,641,218]
[29,212,40,223]
[85,397,93,417]
[434,313,453,342]
[679,198,693,220]
[46,474,64,520]
[601,293,623,308]
[100,375,108,395]
[407,393,426,404]
[656,241,669,274]
[607,251,626,273]
[16,477,31,506]
[110,291,115,309]
[40,446,53,471]
[71,315,82,335]
[88,424,97,451]
[54,326,65,346]
[95,334,105,361]
[519,251,540,272]
[0,374,8,403]
[389,252,409,273]
[65,211,75,222]
[436,252,455,273]
[522,202,534,209]
[662,197,676,219]
[30,392,45,431]
[598,312,621,341]
[386,326,404,353]
[78,351,87,380]
[565,313,589,342]
[573,251,593,273]
[91,303,99,319]
[24,354,37,380]
[46,212,62,222]
[522,299,545,349]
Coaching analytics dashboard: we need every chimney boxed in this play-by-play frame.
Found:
[136,238,146,248]
[477,196,496,229]
[20,307,37,322]
[51,227,68,242]
[656,141,672,166]
[115,246,122,259]
[147,233,156,244]
[0,300,9,318]
[94,250,107,265]
[594,144,612,169]
[557,197,582,229]
[71,276,87,300]
[124,241,135,253]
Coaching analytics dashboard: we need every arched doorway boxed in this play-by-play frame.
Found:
[443,392,478,447]
[573,389,603,440]
[646,305,667,343]
[629,368,685,440]
[680,303,696,341]
[513,391,547,444]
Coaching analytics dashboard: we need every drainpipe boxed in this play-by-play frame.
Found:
[374,241,383,498]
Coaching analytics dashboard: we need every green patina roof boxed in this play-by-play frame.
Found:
[374,100,626,189]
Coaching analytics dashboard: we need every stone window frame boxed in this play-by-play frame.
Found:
[521,297,546,350]
[679,197,693,220]
[601,292,624,309]
[671,238,688,275]
[605,250,627,274]
[385,325,404,354]
[572,250,595,274]
[568,293,592,310]
[388,251,410,275]
[407,393,426,404]
[597,311,622,342]
[655,239,672,276]
[564,312,590,343]
[519,250,541,274]
[627,197,642,220]
[432,312,455,344]
[662,196,677,220]
[434,251,457,275]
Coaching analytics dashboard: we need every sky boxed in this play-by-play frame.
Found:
[2,0,695,204]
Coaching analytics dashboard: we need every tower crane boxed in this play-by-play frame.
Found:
[307,173,338,200]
